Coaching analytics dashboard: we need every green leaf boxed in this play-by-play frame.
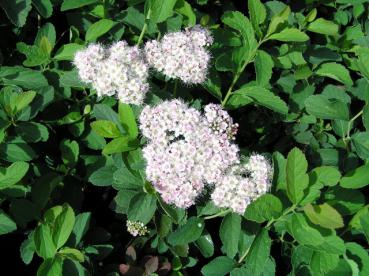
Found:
[311,251,339,275]
[72,212,91,246]
[305,95,349,120]
[221,11,257,60]
[340,165,369,189]
[228,86,288,114]
[103,136,139,155]
[248,0,266,37]
[242,229,272,275]
[286,147,309,204]
[20,233,35,264]
[89,166,115,187]
[346,242,369,276]
[53,204,75,249]
[309,166,341,187]
[16,43,50,67]
[304,203,344,229]
[34,23,56,50]
[244,194,283,223]
[15,91,36,113]
[53,43,84,61]
[34,224,57,259]
[61,0,98,11]
[118,103,138,139]
[195,233,214,258]
[168,217,204,246]
[201,256,235,276]
[352,132,369,160]
[58,247,84,262]
[0,210,17,235]
[86,19,115,42]
[127,193,156,224]
[37,257,63,276]
[307,18,339,36]
[175,0,196,26]
[219,213,241,258]
[0,66,48,89]
[113,166,143,190]
[91,120,122,138]
[315,62,353,86]
[0,143,37,162]
[0,161,29,189]
[286,213,325,246]
[15,122,49,142]
[149,0,177,23]
[60,139,79,166]
[32,0,53,18]
[0,0,32,27]
[93,104,125,133]
[268,28,309,42]
[254,50,274,87]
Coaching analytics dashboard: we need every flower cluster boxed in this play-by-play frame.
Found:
[74,41,149,105]
[126,220,149,236]
[211,154,273,214]
[140,100,239,208]
[144,25,213,84]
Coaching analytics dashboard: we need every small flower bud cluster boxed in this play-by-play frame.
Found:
[126,220,149,236]
[74,41,149,105]
[139,100,239,208]
[204,104,239,141]
[144,25,213,84]
[211,154,273,214]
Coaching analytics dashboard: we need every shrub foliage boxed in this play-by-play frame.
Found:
[0,0,369,275]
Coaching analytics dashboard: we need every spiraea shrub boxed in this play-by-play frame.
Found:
[1,0,369,275]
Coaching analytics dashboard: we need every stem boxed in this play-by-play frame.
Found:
[173,79,178,97]
[221,39,266,107]
[137,8,151,45]
[345,109,364,140]
[204,209,231,220]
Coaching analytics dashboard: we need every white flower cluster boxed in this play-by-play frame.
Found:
[73,41,149,105]
[139,100,239,208]
[211,154,273,214]
[144,25,213,84]
[126,220,149,236]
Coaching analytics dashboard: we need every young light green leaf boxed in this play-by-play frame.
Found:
[91,120,122,138]
[307,18,339,36]
[58,247,84,262]
[304,203,344,229]
[34,224,57,259]
[53,204,75,249]
[286,147,309,204]
[0,161,29,190]
[268,28,309,42]
[53,43,84,61]
[340,165,369,189]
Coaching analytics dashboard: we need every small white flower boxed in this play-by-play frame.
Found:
[74,41,149,105]
[144,25,213,84]
[140,100,239,208]
[211,154,273,214]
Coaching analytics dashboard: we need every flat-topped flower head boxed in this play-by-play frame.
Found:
[140,100,239,208]
[144,25,213,84]
[73,42,149,105]
[211,154,273,214]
